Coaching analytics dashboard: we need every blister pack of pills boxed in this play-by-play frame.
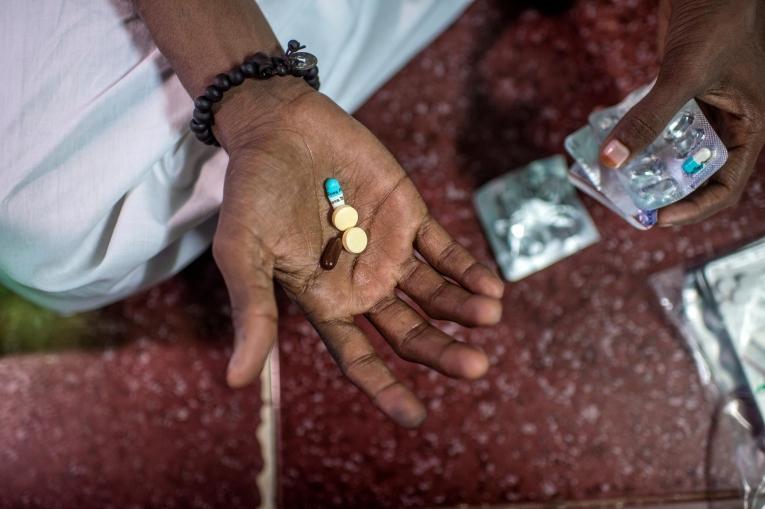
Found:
[565,82,728,227]
[474,155,600,281]
[568,158,657,230]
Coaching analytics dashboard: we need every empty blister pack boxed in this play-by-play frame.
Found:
[474,156,600,281]
[565,82,728,219]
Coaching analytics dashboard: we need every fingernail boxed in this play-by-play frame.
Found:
[600,139,630,169]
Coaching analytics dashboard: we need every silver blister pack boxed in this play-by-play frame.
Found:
[474,156,600,281]
[565,82,729,218]
[569,161,657,230]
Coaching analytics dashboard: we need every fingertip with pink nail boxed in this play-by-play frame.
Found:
[600,139,630,169]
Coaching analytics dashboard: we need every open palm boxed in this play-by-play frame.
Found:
[213,91,504,427]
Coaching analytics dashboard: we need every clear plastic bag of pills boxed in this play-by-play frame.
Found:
[474,155,600,281]
[651,237,765,509]
[566,82,728,213]
[702,239,765,375]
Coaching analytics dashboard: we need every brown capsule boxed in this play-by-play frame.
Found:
[320,236,343,270]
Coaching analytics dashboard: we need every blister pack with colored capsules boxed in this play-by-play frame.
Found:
[565,82,728,227]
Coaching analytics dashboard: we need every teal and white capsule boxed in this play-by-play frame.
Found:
[682,147,712,175]
[324,178,345,209]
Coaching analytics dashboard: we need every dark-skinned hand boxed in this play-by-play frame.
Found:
[599,0,765,225]
[212,81,505,428]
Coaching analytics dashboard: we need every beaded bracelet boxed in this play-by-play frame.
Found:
[189,40,320,146]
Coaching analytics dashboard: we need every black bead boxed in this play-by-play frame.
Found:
[194,96,212,112]
[250,53,270,66]
[205,85,222,102]
[259,65,274,78]
[193,108,211,123]
[214,73,231,91]
[197,129,214,144]
[287,40,301,52]
[229,68,245,85]
[305,76,320,90]
[189,119,207,134]
[240,62,257,77]
[271,57,288,75]
[304,66,318,80]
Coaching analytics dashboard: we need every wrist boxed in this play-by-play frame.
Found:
[211,69,315,153]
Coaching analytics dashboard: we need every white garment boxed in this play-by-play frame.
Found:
[0,0,470,313]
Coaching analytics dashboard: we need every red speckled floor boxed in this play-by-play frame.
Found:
[0,260,264,509]
[2,0,765,508]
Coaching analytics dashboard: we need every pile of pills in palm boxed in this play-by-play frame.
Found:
[321,178,367,270]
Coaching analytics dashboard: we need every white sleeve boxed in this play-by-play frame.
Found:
[0,0,470,314]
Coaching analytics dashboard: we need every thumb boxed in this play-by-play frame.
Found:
[599,75,694,169]
[213,232,279,388]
